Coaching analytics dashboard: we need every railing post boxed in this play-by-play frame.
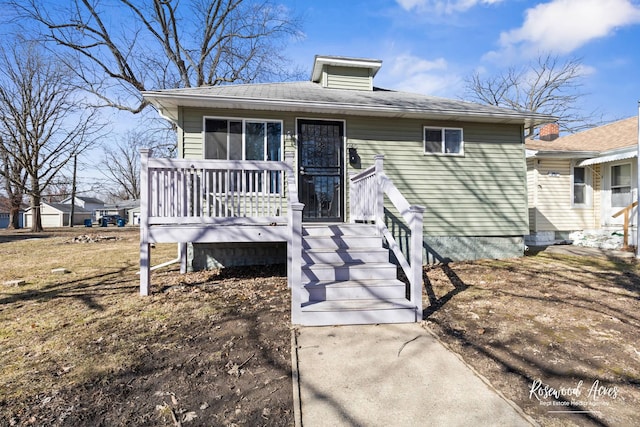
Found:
[179,242,188,274]
[348,172,356,223]
[374,155,385,234]
[290,202,304,324]
[139,148,152,296]
[285,152,295,289]
[409,205,425,321]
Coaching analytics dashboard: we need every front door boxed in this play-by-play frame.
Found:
[298,120,344,222]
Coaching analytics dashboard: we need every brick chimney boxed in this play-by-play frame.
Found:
[539,123,559,141]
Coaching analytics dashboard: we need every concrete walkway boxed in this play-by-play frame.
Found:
[292,323,536,427]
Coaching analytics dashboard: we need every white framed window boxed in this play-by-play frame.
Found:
[611,163,631,207]
[203,117,283,193]
[424,127,464,155]
[572,165,591,207]
[204,118,282,162]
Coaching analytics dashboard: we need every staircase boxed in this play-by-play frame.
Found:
[296,223,419,326]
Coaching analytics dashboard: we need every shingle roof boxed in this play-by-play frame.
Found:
[77,196,105,204]
[143,81,553,126]
[526,117,638,153]
[47,203,91,214]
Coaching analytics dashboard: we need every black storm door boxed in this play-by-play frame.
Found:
[297,120,344,222]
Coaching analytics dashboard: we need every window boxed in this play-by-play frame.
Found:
[611,163,631,207]
[204,118,282,193]
[572,166,589,207]
[204,119,281,161]
[424,127,463,155]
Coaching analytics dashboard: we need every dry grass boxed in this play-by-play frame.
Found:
[0,227,293,426]
[424,251,640,427]
[0,228,177,401]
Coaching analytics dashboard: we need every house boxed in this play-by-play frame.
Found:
[139,55,552,325]
[0,196,26,228]
[23,202,93,228]
[60,196,105,222]
[526,117,639,247]
[97,200,139,224]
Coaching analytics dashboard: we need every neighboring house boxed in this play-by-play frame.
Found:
[526,117,639,246]
[139,54,551,325]
[60,196,105,222]
[128,206,141,225]
[23,202,92,228]
[98,200,139,224]
[0,196,26,228]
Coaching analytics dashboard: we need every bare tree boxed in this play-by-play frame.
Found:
[12,0,303,114]
[100,130,170,201]
[0,41,105,232]
[464,55,601,136]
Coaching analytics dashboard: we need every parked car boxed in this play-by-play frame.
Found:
[100,215,126,225]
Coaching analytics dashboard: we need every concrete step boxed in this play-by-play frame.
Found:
[304,279,407,301]
[302,248,389,264]
[302,262,398,282]
[299,299,418,326]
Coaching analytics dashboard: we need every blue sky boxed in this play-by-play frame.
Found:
[281,0,640,122]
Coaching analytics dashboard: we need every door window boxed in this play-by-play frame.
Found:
[611,163,631,207]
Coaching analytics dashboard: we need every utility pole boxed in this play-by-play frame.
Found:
[69,154,77,227]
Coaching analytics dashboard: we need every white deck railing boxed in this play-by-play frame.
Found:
[144,157,289,224]
[139,149,303,296]
[350,155,425,319]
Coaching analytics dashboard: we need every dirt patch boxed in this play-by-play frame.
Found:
[423,251,640,427]
[0,229,292,426]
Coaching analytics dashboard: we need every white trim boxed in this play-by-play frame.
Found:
[610,162,633,209]
[144,92,554,126]
[578,147,637,166]
[571,162,592,209]
[311,56,382,82]
[201,115,284,161]
[423,126,464,156]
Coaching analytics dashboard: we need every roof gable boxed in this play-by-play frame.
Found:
[311,55,382,91]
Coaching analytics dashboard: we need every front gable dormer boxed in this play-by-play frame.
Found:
[311,55,382,91]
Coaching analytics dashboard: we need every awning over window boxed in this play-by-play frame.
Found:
[577,148,638,166]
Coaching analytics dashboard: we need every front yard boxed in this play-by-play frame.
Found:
[0,227,638,426]
[424,251,640,426]
[0,228,292,426]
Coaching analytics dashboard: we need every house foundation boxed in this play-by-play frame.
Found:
[423,235,525,264]
[189,242,287,271]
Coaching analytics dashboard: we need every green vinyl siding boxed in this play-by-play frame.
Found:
[178,108,528,237]
[324,66,372,91]
[346,118,528,236]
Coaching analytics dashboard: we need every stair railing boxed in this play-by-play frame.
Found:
[612,200,638,249]
[350,155,425,320]
[284,152,304,324]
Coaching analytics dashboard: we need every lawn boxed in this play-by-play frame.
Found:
[0,228,292,426]
[424,250,640,427]
[1,227,639,426]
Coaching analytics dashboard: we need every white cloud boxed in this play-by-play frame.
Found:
[496,0,640,56]
[396,0,503,14]
[382,54,461,97]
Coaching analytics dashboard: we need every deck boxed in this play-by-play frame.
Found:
[139,150,424,325]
